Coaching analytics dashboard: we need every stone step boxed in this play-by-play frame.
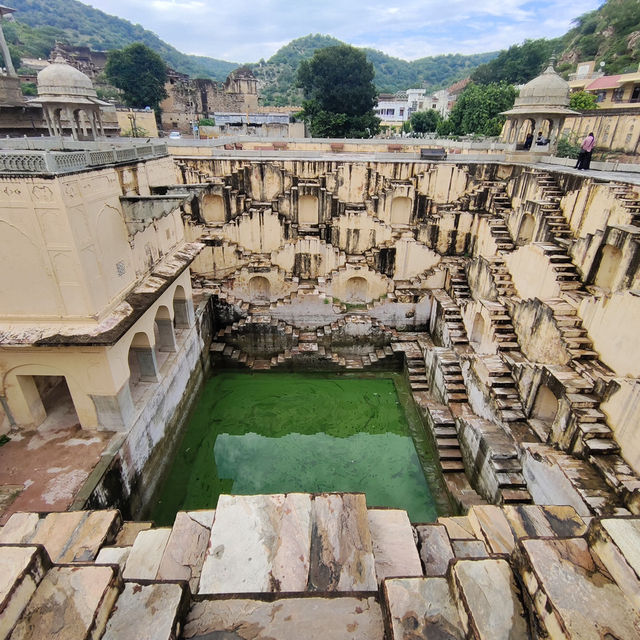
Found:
[415,524,455,577]
[156,510,216,593]
[367,509,422,582]
[102,582,187,640]
[384,577,465,639]
[584,438,620,454]
[588,518,640,611]
[122,527,172,581]
[437,516,477,540]
[0,545,50,639]
[517,537,640,639]
[450,558,529,639]
[9,564,121,640]
[182,596,384,640]
[504,505,587,540]
[501,488,532,503]
[0,513,40,544]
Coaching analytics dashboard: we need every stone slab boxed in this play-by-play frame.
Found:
[58,510,121,563]
[30,511,86,562]
[385,577,464,640]
[437,516,477,540]
[415,524,455,577]
[367,509,422,582]
[102,581,185,640]
[9,564,120,640]
[0,514,40,545]
[308,493,377,592]
[451,558,529,639]
[114,522,153,547]
[199,493,312,594]
[467,505,515,555]
[452,540,489,559]
[183,596,384,640]
[94,546,131,570]
[520,537,640,640]
[157,510,215,593]
[0,545,49,640]
[122,528,171,581]
[504,505,586,540]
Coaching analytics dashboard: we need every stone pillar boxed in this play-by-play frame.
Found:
[132,347,159,382]
[173,298,195,329]
[91,382,136,432]
[156,318,177,352]
[13,376,46,427]
[0,16,16,77]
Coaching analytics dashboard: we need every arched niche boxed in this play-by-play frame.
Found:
[390,197,412,225]
[531,384,558,423]
[298,194,319,225]
[249,276,271,301]
[594,245,622,290]
[517,214,535,245]
[345,276,368,303]
[173,284,194,328]
[202,194,226,224]
[128,331,158,390]
[470,313,485,345]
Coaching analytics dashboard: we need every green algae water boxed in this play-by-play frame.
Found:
[150,372,451,525]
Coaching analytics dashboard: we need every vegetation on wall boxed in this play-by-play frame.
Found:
[297,45,380,138]
[570,91,599,110]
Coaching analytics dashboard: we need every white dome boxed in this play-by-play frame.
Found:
[513,63,571,108]
[37,56,97,99]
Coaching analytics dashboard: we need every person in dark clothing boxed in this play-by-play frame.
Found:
[524,132,533,150]
[575,133,596,170]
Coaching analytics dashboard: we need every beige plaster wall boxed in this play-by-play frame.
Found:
[216,209,284,253]
[601,379,640,475]
[272,238,345,278]
[393,238,440,280]
[505,244,561,300]
[332,213,392,254]
[328,266,390,303]
[578,291,640,377]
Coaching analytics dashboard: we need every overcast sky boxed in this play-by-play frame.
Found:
[83,0,602,63]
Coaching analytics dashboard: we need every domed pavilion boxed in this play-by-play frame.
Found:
[500,61,579,152]
[29,55,111,140]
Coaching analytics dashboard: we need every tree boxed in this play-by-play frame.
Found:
[105,43,167,111]
[296,45,380,138]
[570,91,598,110]
[410,109,441,133]
[441,83,516,136]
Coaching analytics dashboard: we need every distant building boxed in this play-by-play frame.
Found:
[569,61,640,108]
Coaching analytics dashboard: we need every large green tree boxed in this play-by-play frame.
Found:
[569,90,598,110]
[438,83,516,137]
[296,45,380,138]
[410,109,441,133]
[105,43,168,111]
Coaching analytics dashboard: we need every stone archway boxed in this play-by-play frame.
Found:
[345,276,368,303]
[594,245,622,289]
[249,276,271,301]
[517,214,535,245]
[470,313,485,346]
[531,384,558,423]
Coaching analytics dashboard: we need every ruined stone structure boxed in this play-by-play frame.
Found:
[160,67,259,134]
[1,139,640,637]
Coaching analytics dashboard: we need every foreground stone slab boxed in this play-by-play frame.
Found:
[157,510,215,593]
[450,558,529,639]
[0,546,49,640]
[308,493,377,592]
[0,514,40,545]
[437,516,476,540]
[367,509,422,582]
[415,524,454,577]
[183,596,384,640]
[57,510,121,563]
[504,505,586,541]
[9,565,120,640]
[467,505,515,555]
[199,494,312,594]
[518,537,640,639]
[114,522,153,547]
[384,577,464,639]
[30,511,86,562]
[94,546,130,570]
[122,528,171,581]
[102,582,186,640]
[588,517,640,610]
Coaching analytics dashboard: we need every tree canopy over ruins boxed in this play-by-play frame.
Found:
[296,45,380,138]
[105,43,168,112]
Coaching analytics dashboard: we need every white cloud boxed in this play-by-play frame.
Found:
[82,0,602,62]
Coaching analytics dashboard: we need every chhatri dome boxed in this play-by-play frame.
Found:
[500,60,579,152]
[29,55,110,140]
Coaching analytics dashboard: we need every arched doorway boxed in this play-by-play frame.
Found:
[517,214,535,245]
[594,245,621,289]
[391,197,412,225]
[345,276,368,303]
[202,194,226,224]
[531,384,558,422]
[249,276,271,301]
[470,313,485,346]
[173,285,194,329]
[128,331,159,404]
[298,195,319,225]
[153,305,176,370]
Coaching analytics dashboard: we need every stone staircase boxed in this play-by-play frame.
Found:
[481,354,526,422]
[483,300,520,352]
[534,172,573,246]
[537,243,586,296]
[486,256,518,298]
[545,297,599,360]
[432,289,470,349]
[486,215,515,252]
[443,258,472,305]
[4,498,640,639]
[610,182,640,226]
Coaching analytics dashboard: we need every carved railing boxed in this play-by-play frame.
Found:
[0,142,168,175]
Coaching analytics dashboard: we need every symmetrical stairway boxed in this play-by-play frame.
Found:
[3,497,640,639]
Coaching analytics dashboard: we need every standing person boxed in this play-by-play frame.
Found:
[524,132,533,150]
[575,133,595,170]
